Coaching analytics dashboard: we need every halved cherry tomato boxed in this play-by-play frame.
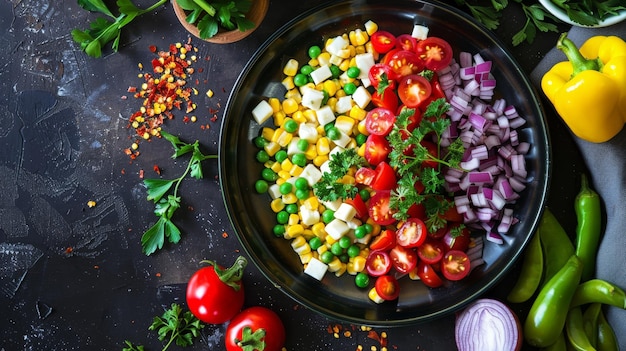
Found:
[442,225,471,252]
[385,50,424,77]
[366,250,392,276]
[415,261,444,288]
[369,229,396,251]
[375,275,400,301]
[364,134,391,166]
[407,203,426,220]
[396,105,423,132]
[390,245,418,274]
[365,107,396,136]
[441,250,470,281]
[417,240,445,264]
[368,191,396,226]
[395,217,427,248]
[345,193,368,219]
[368,63,397,89]
[415,37,453,71]
[370,31,396,54]
[371,87,399,112]
[371,161,397,191]
[397,74,432,108]
[395,34,418,52]
[355,167,376,186]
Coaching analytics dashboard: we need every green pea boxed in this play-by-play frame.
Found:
[309,237,322,251]
[283,119,298,133]
[294,177,309,190]
[326,126,340,141]
[346,66,360,78]
[295,188,309,200]
[285,203,299,214]
[355,133,367,146]
[358,189,370,201]
[276,210,289,224]
[308,45,321,59]
[253,136,268,148]
[256,150,270,163]
[355,272,370,288]
[347,244,360,258]
[330,65,341,78]
[254,179,269,194]
[274,150,288,163]
[322,209,335,223]
[294,73,308,87]
[339,236,351,249]
[300,64,314,75]
[297,139,309,152]
[279,182,293,195]
[330,242,343,256]
[343,82,357,95]
[338,253,349,263]
[354,225,368,239]
[362,223,373,234]
[291,153,306,167]
[261,168,278,182]
[273,224,286,237]
[320,250,334,264]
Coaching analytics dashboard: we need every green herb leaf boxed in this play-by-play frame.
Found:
[145,179,175,203]
[77,0,115,16]
[149,303,205,350]
[122,340,145,351]
[313,149,365,202]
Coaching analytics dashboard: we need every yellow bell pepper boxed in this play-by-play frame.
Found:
[541,33,626,143]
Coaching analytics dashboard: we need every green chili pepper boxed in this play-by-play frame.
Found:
[570,279,626,309]
[574,173,602,282]
[566,306,597,351]
[524,254,583,348]
[597,309,619,351]
[507,232,543,303]
[538,208,575,286]
[540,332,567,351]
[582,303,601,348]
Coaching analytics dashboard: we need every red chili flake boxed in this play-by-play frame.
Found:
[155,272,162,277]
[210,115,218,122]
[183,116,190,123]
[208,108,218,114]
[128,86,137,93]
[64,247,73,255]
[121,95,127,100]
[94,265,100,269]
[121,168,126,175]
[148,45,157,53]
[222,232,229,238]
[367,330,381,343]
[139,169,144,179]
[153,165,161,175]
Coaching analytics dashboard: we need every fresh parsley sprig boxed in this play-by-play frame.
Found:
[123,303,204,351]
[176,0,255,40]
[551,0,626,26]
[313,148,365,202]
[141,131,217,256]
[72,0,168,58]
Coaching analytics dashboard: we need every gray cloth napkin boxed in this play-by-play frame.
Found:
[530,21,626,348]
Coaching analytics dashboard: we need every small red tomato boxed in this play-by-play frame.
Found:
[415,37,453,71]
[364,134,391,166]
[366,250,393,277]
[225,306,285,351]
[390,245,418,274]
[375,275,400,301]
[395,217,427,248]
[368,191,396,226]
[365,107,396,136]
[415,260,444,288]
[370,31,397,54]
[369,229,397,252]
[370,161,397,191]
[186,256,247,324]
[397,74,432,108]
[441,250,471,281]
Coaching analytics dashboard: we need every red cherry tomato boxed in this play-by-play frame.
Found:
[395,34,418,52]
[369,229,396,251]
[442,225,472,252]
[368,63,397,89]
[225,306,285,351]
[186,257,247,324]
[370,31,397,54]
[441,250,471,281]
[415,261,444,288]
[345,193,368,219]
[375,275,400,301]
[390,245,418,274]
[395,217,427,248]
[385,49,425,77]
[397,74,432,108]
[365,107,396,136]
[355,167,376,186]
[419,140,439,169]
[364,134,391,166]
[417,240,445,264]
[366,250,392,276]
[371,87,399,111]
[370,161,397,191]
[397,104,423,132]
[368,191,396,226]
[415,37,453,71]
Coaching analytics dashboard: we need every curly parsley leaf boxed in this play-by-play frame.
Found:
[149,303,204,349]
[313,149,365,202]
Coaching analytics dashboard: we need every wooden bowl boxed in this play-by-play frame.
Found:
[172,0,269,43]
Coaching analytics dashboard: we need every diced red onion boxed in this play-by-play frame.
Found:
[455,299,523,351]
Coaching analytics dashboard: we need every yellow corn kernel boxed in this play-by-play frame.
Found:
[345,138,357,149]
[311,222,326,238]
[302,197,319,211]
[283,193,298,204]
[282,76,295,90]
[291,235,307,249]
[308,58,319,67]
[323,80,338,97]
[334,264,347,277]
[351,256,366,273]
[313,155,329,167]
[289,165,303,176]
[355,45,366,55]
[280,158,293,172]
[340,174,356,185]
[293,243,311,256]
[326,97,338,111]
[270,161,282,173]
[317,244,328,255]
[271,128,285,142]
[277,170,291,180]
[327,258,343,272]
[283,58,299,76]
[264,141,281,156]
[357,143,366,157]
[302,228,315,239]
[292,110,307,124]
[303,109,317,123]
[282,98,299,115]
[262,127,275,140]
[365,218,382,236]
[268,97,282,113]
[335,115,356,135]
[273,111,286,127]
[299,252,313,264]
[364,20,378,35]
[316,125,326,135]
[339,59,351,72]
[275,177,286,186]
[335,89,347,99]
[304,145,317,160]
[352,29,369,46]
[368,287,384,304]
[285,89,302,104]
[317,52,331,66]
[351,106,368,121]
[316,137,331,155]
[270,198,285,213]
[285,224,305,239]
[279,130,294,147]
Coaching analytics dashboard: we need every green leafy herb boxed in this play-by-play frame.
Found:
[512,2,559,46]
[141,131,217,256]
[387,98,465,232]
[175,0,255,39]
[122,340,145,351]
[313,148,365,202]
[549,0,626,26]
[72,0,167,57]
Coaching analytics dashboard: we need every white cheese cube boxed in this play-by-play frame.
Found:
[301,87,325,110]
[334,95,353,114]
[287,137,301,155]
[325,219,350,240]
[326,35,349,56]
[300,164,323,186]
[304,257,328,280]
[298,123,319,143]
[329,54,344,66]
[321,199,342,211]
[412,24,429,40]
[347,217,363,230]
[355,53,375,81]
[331,130,351,148]
[334,203,357,222]
[268,183,281,199]
[252,100,273,124]
[316,105,336,125]
[311,65,333,86]
[352,86,372,109]
[360,77,371,88]
[300,205,321,226]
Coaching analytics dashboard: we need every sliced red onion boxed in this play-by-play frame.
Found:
[486,231,504,244]
[455,298,522,351]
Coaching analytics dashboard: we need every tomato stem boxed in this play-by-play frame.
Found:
[202,256,248,291]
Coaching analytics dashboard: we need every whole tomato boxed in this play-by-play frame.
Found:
[225,306,286,351]
[186,256,247,324]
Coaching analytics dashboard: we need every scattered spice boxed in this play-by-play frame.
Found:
[222,232,229,238]
[87,200,97,208]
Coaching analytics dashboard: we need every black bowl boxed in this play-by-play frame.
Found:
[219,0,550,326]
